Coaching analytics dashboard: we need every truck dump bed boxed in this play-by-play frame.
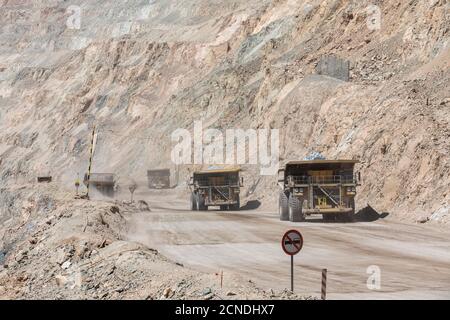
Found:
[84,173,115,185]
[83,173,115,197]
[285,160,358,186]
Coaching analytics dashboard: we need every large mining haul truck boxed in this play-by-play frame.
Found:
[189,167,242,211]
[147,169,171,189]
[278,160,360,222]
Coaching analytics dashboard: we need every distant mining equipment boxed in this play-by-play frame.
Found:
[83,173,115,198]
[147,169,171,189]
[37,176,52,183]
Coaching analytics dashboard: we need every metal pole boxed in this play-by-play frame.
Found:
[291,255,294,292]
[321,268,327,300]
[86,125,96,198]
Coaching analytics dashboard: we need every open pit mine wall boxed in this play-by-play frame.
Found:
[0,0,449,222]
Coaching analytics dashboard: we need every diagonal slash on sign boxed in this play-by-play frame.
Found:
[286,234,301,250]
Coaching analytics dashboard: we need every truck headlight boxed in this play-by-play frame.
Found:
[346,187,356,194]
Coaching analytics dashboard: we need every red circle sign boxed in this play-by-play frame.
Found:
[281,229,303,256]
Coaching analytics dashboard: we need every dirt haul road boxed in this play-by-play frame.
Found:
[127,190,450,300]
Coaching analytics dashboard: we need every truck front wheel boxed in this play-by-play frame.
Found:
[279,191,289,221]
[197,195,207,211]
[347,198,356,222]
[190,193,197,211]
[230,198,240,211]
[338,199,355,222]
[288,194,304,222]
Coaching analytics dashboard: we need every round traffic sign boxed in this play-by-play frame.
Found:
[281,229,303,256]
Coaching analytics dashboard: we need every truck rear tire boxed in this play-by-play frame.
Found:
[337,200,355,222]
[339,211,354,222]
[230,204,239,211]
[190,193,197,211]
[347,199,356,222]
[279,191,289,221]
[288,194,304,222]
[230,198,240,211]
[345,212,354,222]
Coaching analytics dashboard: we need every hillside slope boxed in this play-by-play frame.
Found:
[0,0,449,223]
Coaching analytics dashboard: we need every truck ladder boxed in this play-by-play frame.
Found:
[317,186,339,206]
[212,186,231,201]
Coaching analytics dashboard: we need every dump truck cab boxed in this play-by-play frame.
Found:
[278,160,360,222]
[147,169,171,189]
[83,173,115,198]
[189,167,242,211]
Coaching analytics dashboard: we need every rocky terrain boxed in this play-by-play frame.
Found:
[1,0,448,222]
[0,0,449,299]
[0,183,315,299]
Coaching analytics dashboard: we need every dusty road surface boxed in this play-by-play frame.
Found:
[127,189,450,300]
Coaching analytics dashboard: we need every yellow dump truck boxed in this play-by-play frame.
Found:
[83,173,115,198]
[278,160,361,222]
[147,169,171,189]
[189,167,243,211]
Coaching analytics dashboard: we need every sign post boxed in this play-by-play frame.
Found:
[281,229,303,292]
[291,255,294,292]
[321,268,327,300]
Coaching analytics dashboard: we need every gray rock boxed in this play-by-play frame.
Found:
[61,260,71,270]
[137,200,151,212]
[202,287,212,296]
[15,250,28,263]
[203,293,214,300]
[416,216,429,224]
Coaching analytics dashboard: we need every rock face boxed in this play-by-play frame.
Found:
[0,0,449,223]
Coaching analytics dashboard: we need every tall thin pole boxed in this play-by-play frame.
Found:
[291,255,294,292]
[86,125,96,198]
[321,268,327,300]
